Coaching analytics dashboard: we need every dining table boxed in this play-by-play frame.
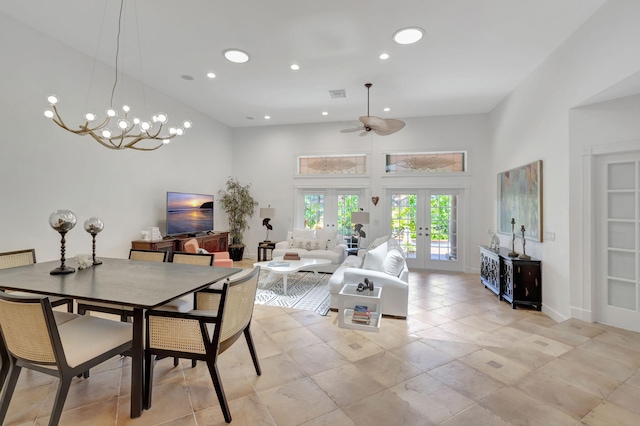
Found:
[0,257,241,419]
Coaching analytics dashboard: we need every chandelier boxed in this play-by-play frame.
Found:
[43,0,191,151]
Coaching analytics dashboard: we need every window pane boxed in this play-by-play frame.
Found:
[304,195,324,229]
[386,152,466,173]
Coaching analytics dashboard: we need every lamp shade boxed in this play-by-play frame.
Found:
[260,207,275,219]
[351,211,370,224]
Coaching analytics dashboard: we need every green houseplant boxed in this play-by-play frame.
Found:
[218,177,258,261]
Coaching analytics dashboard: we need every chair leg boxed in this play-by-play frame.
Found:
[78,305,87,315]
[244,327,261,376]
[0,364,22,424]
[0,342,10,390]
[48,375,73,426]
[144,352,155,410]
[206,360,231,423]
[192,360,197,368]
[173,357,179,367]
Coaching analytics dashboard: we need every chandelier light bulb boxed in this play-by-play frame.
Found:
[44,109,54,118]
[163,139,171,144]
[101,129,112,138]
[176,128,185,136]
[106,109,117,118]
[133,117,140,125]
[117,119,129,130]
[85,112,96,121]
[169,127,177,135]
[183,120,192,129]
[47,94,59,105]
[156,113,168,124]
[122,105,130,113]
[140,121,151,131]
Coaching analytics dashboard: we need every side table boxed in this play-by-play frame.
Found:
[257,241,276,262]
[337,284,382,332]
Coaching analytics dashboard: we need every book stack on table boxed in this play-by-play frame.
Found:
[352,305,371,325]
[283,252,301,260]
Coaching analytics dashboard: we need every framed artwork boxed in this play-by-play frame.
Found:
[497,160,543,242]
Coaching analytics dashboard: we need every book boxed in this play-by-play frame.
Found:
[354,305,369,313]
[283,252,300,260]
[267,261,290,267]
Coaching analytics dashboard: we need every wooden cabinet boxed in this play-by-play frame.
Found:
[479,246,542,311]
[131,239,175,257]
[174,233,229,253]
[131,232,229,259]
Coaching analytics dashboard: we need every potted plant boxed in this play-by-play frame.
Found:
[218,177,258,261]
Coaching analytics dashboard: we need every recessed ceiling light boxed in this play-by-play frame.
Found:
[290,64,300,70]
[223,49,250,63]
[206,72,216,79]
[181,75,194,81]
[384,107,390,112]
[379,53,389,60]
[322,111,328,116]
[393,27,424,45]
[264,115,271,120]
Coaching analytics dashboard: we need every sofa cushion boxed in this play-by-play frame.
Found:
[368,235,390,251]
[290,238,312,249]
[362,241,387,272]
[293,229,315,239]
[316,229,338,249]
[383,249,405,277]
[387,238,407,258]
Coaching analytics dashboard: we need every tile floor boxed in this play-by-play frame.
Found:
[3,262,640,425]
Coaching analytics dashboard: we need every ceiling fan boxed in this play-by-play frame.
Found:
[341,83,405,136]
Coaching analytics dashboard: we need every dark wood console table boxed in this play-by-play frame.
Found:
[257,241,276,262]
[479,245,542,311]
[132,232,229,259]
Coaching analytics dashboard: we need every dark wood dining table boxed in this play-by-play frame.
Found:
[0,257,241,418]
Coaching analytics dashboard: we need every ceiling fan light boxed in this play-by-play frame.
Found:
[393,27,424,45]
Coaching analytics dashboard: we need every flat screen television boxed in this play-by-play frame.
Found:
[166,192,214,236]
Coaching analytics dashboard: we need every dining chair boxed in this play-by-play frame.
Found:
[159,252,214,313]
[0,249,74,313]
[144,266,261,423]
[0,293,133,426]
[77,249,168,321]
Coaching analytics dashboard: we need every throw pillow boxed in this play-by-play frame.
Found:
[362,242,387,272]
[383,249,405,277]
[387,238,407,258]
[367,235,390,251]
[308,239,328,250]
[290,238,312,250]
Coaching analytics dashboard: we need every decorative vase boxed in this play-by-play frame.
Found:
[228,245,245,262]
[84,217,104,265]
[49,209,77,275]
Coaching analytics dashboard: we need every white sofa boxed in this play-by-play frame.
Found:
[328,237,409,318]
[272,229,347,273]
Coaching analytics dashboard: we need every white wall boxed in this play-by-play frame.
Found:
[231,114,493,272]
[0,14,233,262]
[490,0,640,321]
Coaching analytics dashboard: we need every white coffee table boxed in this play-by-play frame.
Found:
[253,257,331,295]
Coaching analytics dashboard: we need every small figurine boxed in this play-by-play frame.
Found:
[519,225,531,260]
[357,277,375,293]
[508,218,519,257]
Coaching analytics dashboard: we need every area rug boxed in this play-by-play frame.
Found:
[255,270,331,316]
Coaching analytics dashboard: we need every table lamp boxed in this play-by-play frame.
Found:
[260,206,275,242]
[351,210,370,249]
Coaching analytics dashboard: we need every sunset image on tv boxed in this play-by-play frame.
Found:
[166,192,214,235]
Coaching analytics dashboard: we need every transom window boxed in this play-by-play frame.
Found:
[298,154,366,175]
[386,152,466,173]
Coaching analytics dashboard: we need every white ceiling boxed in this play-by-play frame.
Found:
[0,0,606,128]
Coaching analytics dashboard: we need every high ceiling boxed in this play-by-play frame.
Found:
[0,0,606,128]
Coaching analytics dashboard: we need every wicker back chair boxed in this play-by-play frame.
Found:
[0,249,73,313]
[172,252,214,266]
[145,266,261,423]
[0,293,132,426]
[77,249,168,321]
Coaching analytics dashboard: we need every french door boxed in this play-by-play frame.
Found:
[298,189,364,238]
[390,189,464,271]
[595,152,640,331]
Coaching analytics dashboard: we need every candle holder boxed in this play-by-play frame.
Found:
[84,217,104,265]
[519,225,531,260]
[49,210,77,275]
[508,218,519,257]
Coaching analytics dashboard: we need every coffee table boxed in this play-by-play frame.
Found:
[253,257,331,295]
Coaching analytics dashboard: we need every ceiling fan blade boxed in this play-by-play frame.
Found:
[340,127,364,133]
[359,130,369,137]
[373,118,406,136]
[359,115,387,129]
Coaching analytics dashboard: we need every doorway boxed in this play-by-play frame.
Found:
[390,189,464,271]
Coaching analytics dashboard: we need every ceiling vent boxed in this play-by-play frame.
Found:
[328,89,347,99]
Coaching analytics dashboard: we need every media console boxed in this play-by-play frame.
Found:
[132,232,229,260]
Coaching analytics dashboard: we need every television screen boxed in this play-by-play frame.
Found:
[166,192,214,236]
